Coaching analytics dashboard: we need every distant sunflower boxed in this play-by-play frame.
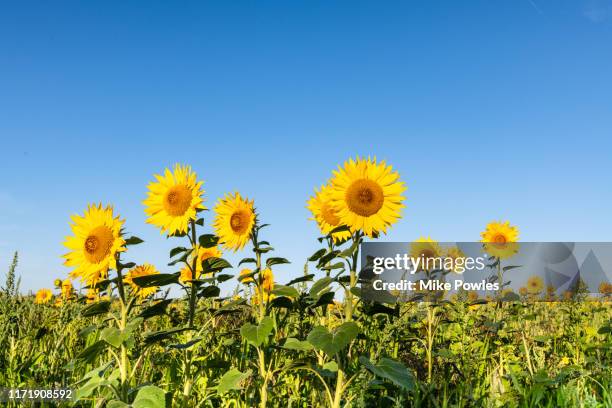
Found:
[61,279,73,300]
[307,184,351,243]
[260,268,274,293]
[143,164,205,236]
[124,264,160,299]
[63,204,126,286]
[329,157,406,237]
[409,237,443,271]
[480,221,519,259]
[239,268,254,284]
[526,276,544,295]
[179,246,223,284]
[213,192,255,251]
[35,288,53,304]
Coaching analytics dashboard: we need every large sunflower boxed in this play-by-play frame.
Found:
[213,192,255,251]
[143,164,205,236]
[328,157,406,237]
[480,221,519,259]
[179,245,223,284]
[307,184,351,243]
[124,264,160,300]
[35,288,53,304]
[63,204,126,286]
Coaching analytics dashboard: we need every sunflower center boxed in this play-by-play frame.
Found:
[345,179,384,217]
[230,210,250,234]
[83,226,114,264]
[163,185,192,216]
[493,234,507,244]
[321,202,340,226]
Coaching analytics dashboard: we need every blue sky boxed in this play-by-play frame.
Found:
[1,1,611,293]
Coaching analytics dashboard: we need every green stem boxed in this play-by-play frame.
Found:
[188,219,198,327]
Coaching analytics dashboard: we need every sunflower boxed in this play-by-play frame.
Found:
[526,276,544,295]
[445,246,466,274]
[328,157,406,237]
[35,288,53,304]
[239,268,254,284]
[143,164,205,236]
[480,221,519,259]
[179,246,223,284]
[519,286,528,296]
[85,287,101,304]
[61,279,73,300]
[213,192,256,251]
[63,203,126,286]
[307,184,351,243]
[260,268,274,292]
[409,237,443,271]
[124,264,160,299]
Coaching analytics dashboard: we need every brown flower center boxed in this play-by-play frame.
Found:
[345,179,384,217]
[83,226,114,263]
[163,185,192,216]
[230,210,250,234]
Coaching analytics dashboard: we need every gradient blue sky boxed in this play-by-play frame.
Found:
[1,1,611,293]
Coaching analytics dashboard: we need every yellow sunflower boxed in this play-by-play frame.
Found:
[35,288,53,304]
[260,268,274,292]
[63,203,126,286]
[239,268,254,284]
[213,192,255,251]
[409,237,443,271]
[61,279,73,300]
[328,157,406,237]
[179,246,223,284]
[124,264,160,299]
[480,221,519,259]
[307,184,351,243]
[143,164,205,236]
[526,276,544,295]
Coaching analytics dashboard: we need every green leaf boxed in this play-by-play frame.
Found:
[287,274,314,286]
[239,258,257,266]
[322,361,338,372]
[359,356,415,391]
[139,299,173,319]
[100,327,123,348]
[310,277,332,296]
[198,234,219,248]
[217,368,251,394]
[266,257,290,268]
[202,257,232,273]
[199,285,220,298]
[308,249,326,262]
[272,285,299,298]
[81,300,111,317]
[133,273,179,288]
[125,236,144,246]
[133,385,167,408]
[169,246,189,258]
[307,322,358,357]
[76,341,107,363]
[107,401,130,408]
[282,337,313,351]
[240,316,274,347]
[144,328,191,345]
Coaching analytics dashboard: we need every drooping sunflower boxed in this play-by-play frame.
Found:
[480,221,519,259]
[63,203,126,286]
[124,264,160,299]
[35,288,53,304]
[307,184,351,243]
[143,164,205,236]
[409,237,443,271]
[61,279,73,300]
[328,157,406,237]
[213,192,256,251]
[179,246,223,284]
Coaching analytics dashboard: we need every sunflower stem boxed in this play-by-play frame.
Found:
[188,219,198,327]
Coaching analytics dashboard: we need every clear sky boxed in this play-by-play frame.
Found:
[1,1,611,293]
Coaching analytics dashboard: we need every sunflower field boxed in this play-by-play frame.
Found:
[1,158,611,408]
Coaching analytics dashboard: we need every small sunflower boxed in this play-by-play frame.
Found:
[409,237,443,271]
[179,246,223,284]
[239,268,254,284]
[124,264,160,299]
[35,288,53,304]
[328,157,406,237]
[85,287,101,304]
[143,164,205,236]
[63,203,126,286]
[61,279,74,300]
[307,184,351,243]
[480,221,519,259]
[213,192,256,251]
[526,276,544,295]
[260,268,274,292]
[519,286,528,296]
